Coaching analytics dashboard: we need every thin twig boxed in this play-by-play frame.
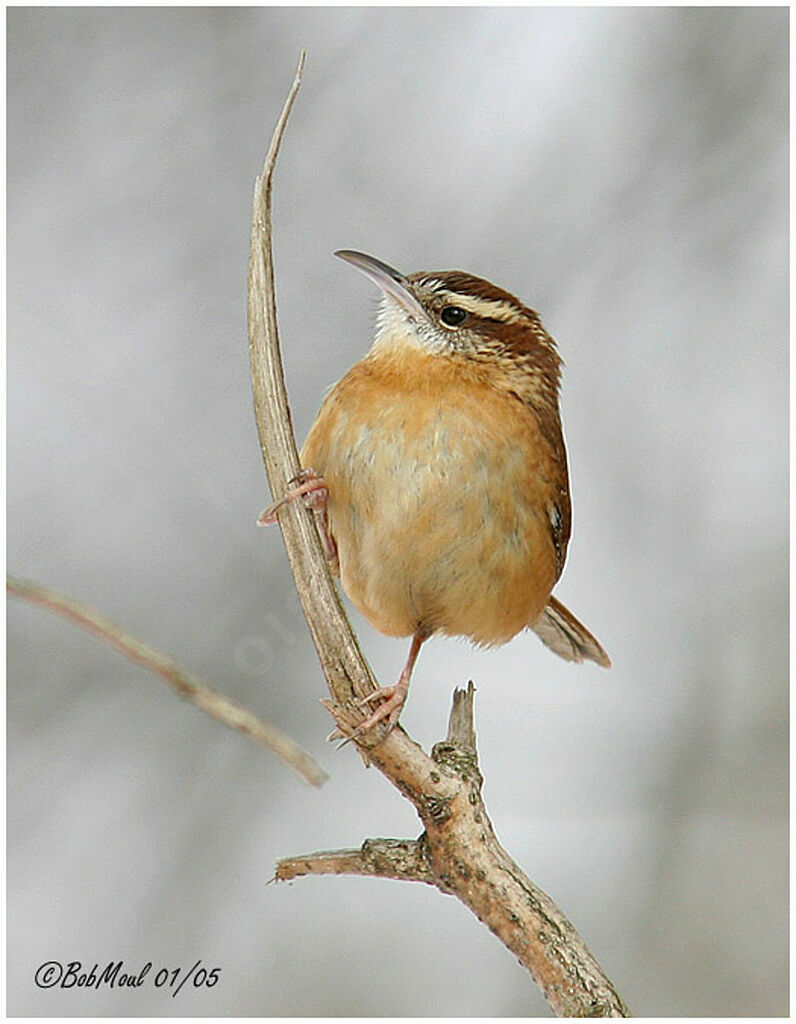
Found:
[249,55,630,1016]
[276,838,435,884]
[7,575,327,788]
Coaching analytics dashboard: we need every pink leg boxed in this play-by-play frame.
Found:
[343,632,426,744]
[258,469,338,571]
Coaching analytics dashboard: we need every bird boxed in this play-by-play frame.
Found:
[261,250,610,741]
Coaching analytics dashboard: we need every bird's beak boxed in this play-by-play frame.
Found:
[334,250,429,324]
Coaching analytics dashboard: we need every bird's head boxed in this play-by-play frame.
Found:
[334,249,563,405]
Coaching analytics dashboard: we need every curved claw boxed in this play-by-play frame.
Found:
[257,470,339,572]
[331,632,426,750]
[257,470,328,526]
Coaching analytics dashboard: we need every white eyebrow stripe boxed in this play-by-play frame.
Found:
[439,293,525,324]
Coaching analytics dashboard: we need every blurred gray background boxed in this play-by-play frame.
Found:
[7,7,788,1017]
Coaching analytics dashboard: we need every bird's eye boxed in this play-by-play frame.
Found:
[439,305,468,328]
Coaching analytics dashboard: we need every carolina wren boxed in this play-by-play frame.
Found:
[262,250,610,739]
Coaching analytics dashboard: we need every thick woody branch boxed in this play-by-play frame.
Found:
[7,575,326,788]
[250,55,629,1017]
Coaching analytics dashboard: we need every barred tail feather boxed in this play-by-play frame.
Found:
[532,595,611,668]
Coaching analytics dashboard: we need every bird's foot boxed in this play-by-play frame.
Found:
[327,634,424,749]
[332,682,409,749]
[258,469,338,569]
[257,469,327,524]
[357,683,407,722]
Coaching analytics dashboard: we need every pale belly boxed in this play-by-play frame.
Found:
[302,391,558,646]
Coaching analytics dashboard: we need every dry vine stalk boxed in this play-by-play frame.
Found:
[250,53,630,1018]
